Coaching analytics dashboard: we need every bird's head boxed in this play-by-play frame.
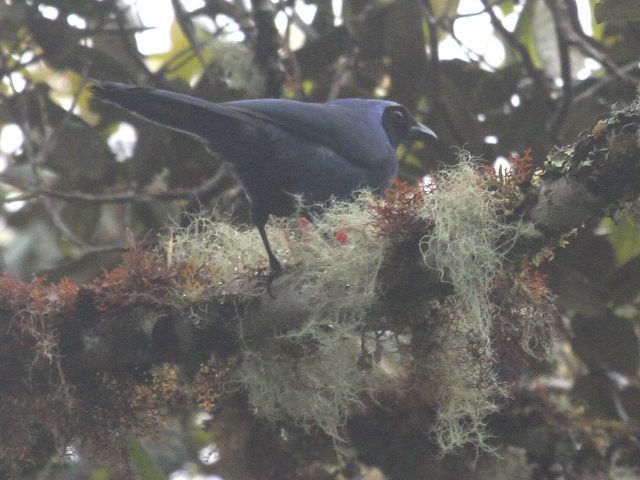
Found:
[382,105,437,149]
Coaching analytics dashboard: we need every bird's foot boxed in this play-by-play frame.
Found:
[265,265,282,299]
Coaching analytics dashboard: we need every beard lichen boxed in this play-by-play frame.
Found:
[236,194,389,444]
[167,155,554,454]
[417,154,548,454]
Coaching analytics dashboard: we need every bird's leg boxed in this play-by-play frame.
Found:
[257,223,282,298]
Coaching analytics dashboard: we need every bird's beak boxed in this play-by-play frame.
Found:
[409,122,437,141]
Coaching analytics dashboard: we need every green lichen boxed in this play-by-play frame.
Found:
[167,156,553,454]
[237,194,389,443]
[417,154,543,454]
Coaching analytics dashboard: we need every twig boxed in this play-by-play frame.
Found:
[251,0,284,98]
[544,0,573,138]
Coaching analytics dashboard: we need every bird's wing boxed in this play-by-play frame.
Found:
[90,81,396,171]
[225,99,397,171]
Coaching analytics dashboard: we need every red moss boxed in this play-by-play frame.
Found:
[89,241,216,311]
[371,180,432,240]
[511,148,536,184]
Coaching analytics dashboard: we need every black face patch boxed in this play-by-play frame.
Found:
[382,106,413,147]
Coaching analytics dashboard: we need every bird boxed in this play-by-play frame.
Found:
[89,80,437,289]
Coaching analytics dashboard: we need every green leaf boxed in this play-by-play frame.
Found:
[127,438,166,480]
[588,0,605,40]
[513,0,543,69]
[496,0,516,17]
[605,213,640,266]
[594,0,640,24]
[60,202,101,242]
[89,468,110,480]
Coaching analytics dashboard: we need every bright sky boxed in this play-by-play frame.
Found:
[135,0,343,53]
[134,0,593,66]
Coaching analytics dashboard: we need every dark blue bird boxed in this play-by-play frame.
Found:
[89,80,436,280]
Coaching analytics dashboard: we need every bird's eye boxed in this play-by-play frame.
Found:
[382,105,423,147]
[383,107,411,140]
[391,110,406,123]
